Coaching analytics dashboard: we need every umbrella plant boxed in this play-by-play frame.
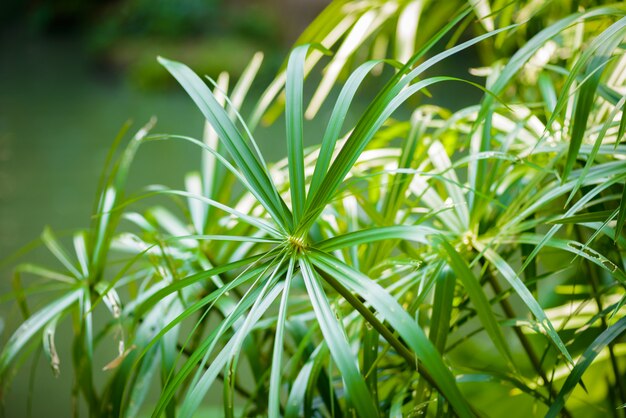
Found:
[2,1,626,417]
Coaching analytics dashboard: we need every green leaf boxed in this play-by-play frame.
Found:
[538,73,557,117]
[310,250,475,418]
[308,60,383,199]
[429,266,455,353]
[145,133,259,197]
[505,234,626,283]
[549,210,615,225]
[617,183,626,241]
[14,264,75,284]
[438,239,515,369]
[268,258,296,418]
[304,10,378,118]
[515,169,624,273]
[41,227,82,279]
[302,22,514,232]
[471,7,625,215]
[473,242,573,364]
[179,257,287,418]
[0,290,80,378]
[136,253,271,316]
[618,95,626,146]
[123,339,160,417]
[285,45,309,224]
[562,17,626,181]
[316,225,441,251]
[381,109,423,223]
[122,187,282,237]
[153,267,277,418]
[158,57,292,232]
[299,258,378,418]
[428,140,469,228]
[229,52,264,118]
[565,91,626,208]
[285,344,327,418]
[546,316,626,417]
[202,71,229,211]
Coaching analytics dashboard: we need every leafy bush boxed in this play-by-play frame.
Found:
[2,1,626,417]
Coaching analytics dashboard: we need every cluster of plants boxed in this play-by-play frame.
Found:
[2,1,626,416]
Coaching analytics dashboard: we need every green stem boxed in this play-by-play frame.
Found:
[176,343,253,400]
[316,268,477,416]
[575,226,626,415]
[485,267,573,418]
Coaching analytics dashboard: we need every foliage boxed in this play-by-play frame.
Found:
[2,1,626,417]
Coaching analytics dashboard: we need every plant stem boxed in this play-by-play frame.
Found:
[485,267,573,418]
[176,343,253,399]
[316,268,478,416]
[575,226,626,416]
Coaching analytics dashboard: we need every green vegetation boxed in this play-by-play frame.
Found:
[2,1,626,417]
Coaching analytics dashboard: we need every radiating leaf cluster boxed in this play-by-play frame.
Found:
[2,1,626,417]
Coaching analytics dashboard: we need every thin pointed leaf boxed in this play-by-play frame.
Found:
[41,227,82,279]
[285,344,327,418]
[618,95,626,146]
[202,71,228,210]
[430,266,455,353]
[616,183,626,241]
[308,60,383,199]
[549,210,615,224]
[0,290,80,377]
[546,316,626,418]
[299,258,378,418]
[158,57,291,232]
[471,7,625,214]
[152,267,274,418]
[310,250,474,418]
[268,258,295,418]
[303,23,514,231]
[229,52,264,117]
[285,45,309,223]
[566,94,626,207]
[317,225,440,251]
[179,280,284,418]
[438,239,516,369]
[562,17,626,181]
[473,242,573,364]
